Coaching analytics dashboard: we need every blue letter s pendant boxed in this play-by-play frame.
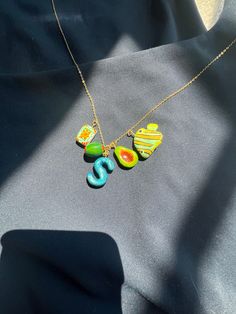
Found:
[86,157,115,188]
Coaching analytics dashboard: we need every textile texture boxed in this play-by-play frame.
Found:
[0,1,235,313]
[196,0,224,28]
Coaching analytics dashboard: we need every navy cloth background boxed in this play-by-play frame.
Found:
[0,1,236,313]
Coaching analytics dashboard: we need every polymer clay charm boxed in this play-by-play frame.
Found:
[75,124,97,146]
[134,123,163,159]
[86,157,115,187]
[114,146,138,168]
[84,141,103,158]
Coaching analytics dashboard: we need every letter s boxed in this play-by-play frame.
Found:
[86,157,115,187]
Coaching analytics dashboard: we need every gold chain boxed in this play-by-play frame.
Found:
[51,0,236,155]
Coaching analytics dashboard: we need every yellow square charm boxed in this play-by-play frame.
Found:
[75,124,97,146]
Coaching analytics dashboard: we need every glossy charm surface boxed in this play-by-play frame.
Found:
[114,146,138,168]
[76,124,97,146]
[134,123,163,159]
[86,157,115,187]
[84,141,103,158]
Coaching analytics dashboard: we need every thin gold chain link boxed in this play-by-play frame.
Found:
[115,37,236,144]
[51,0,236,151]
[51,0,106,147]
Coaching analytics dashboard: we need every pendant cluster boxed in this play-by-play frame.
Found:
[75,123,163,188]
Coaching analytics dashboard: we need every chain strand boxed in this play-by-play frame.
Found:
[115,37,236,143]
[51,0,106,147]
[51,0,236,152]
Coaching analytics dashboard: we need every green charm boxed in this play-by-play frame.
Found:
[134,123,163,159]
[114,146,138,168]
[85,141,103,158]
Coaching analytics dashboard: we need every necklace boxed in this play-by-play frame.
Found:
[51,0,236,188]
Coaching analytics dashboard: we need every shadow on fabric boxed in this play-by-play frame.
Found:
[0,230,124,314]
[0,0,205,189]
[156,31,236,313]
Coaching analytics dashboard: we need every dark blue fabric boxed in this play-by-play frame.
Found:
[0,230,124,314]
[0,1,236,313]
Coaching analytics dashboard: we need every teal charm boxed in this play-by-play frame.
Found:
[85,141,103,158]
[87,157,115,187]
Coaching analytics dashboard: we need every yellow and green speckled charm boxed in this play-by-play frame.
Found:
[75,124,97,146]
[134,123,163,159]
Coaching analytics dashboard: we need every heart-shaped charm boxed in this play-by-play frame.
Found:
[134,123,163,159]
